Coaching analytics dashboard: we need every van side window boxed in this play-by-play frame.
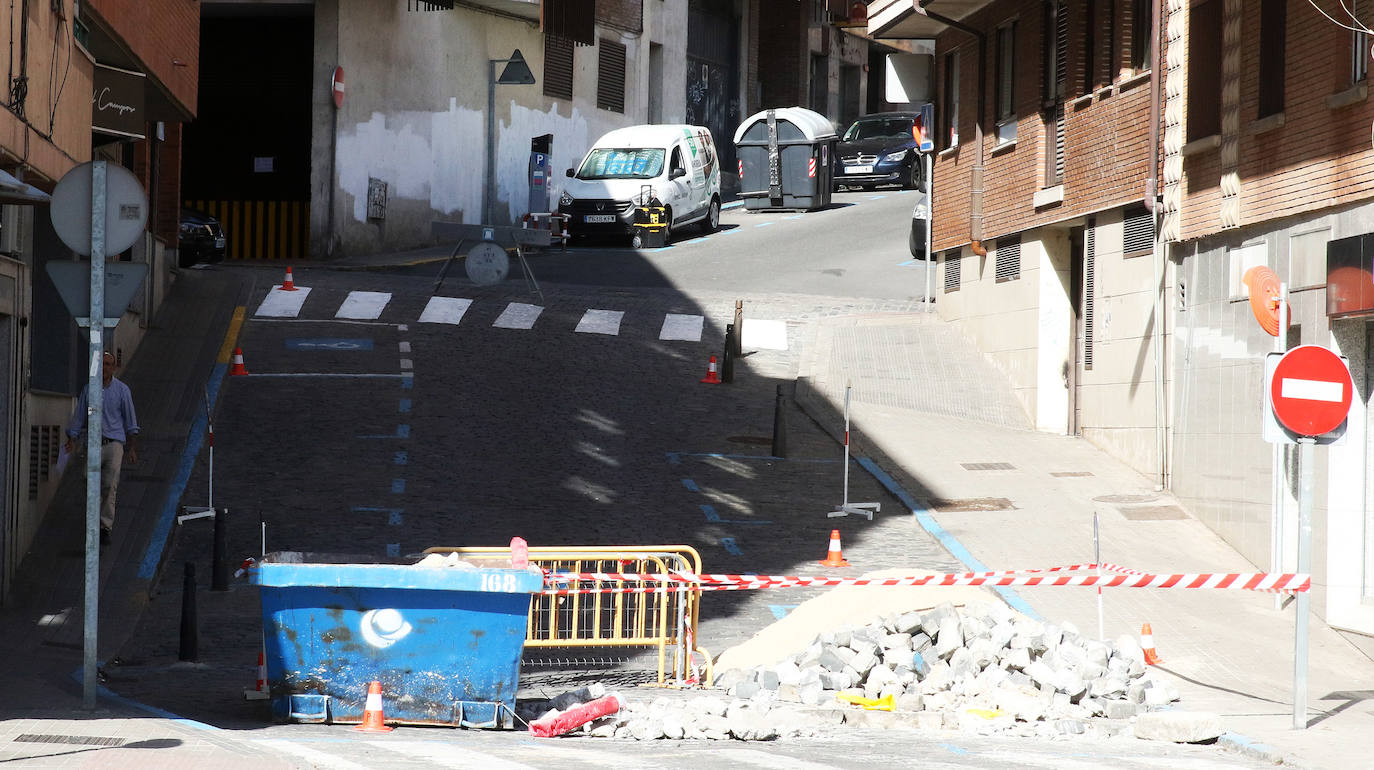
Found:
[670,148,685,177]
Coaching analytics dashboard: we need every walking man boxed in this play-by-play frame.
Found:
[65,352,139,545]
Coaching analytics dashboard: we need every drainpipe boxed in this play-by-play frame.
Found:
[1146,0,1166,489]
[920,5,986,255]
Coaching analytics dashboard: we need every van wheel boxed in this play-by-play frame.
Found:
[702,197,720,233]
[663,206,673,242]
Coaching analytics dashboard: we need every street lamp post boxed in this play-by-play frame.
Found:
[485,50,536,227]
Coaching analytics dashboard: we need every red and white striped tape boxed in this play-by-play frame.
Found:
[540,564,1310,595]
[807,158,817,178]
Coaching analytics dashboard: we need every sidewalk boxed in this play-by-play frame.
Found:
[796,311,1374,769]
[0,268,295,768]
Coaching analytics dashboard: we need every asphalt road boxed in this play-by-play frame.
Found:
[101,193,1270,768]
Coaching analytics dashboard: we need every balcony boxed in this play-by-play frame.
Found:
[867,0,991,39]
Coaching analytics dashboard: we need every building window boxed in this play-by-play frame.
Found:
[1289,228,1330,290]
[1044,107,1065,186]
[944,249,961,291]
[941,51,960,149]
[1083,1,1096,93]
[995,21,1018,144]
[995,236,1021,282]
[1354,0,1369,83]
[597,38,626,113]
[1042,1,1065,105]
[1130,0,1151,71]
[1228,241,1267,300]
[1257,0,1286,117]
[1122,205,1154,257]
[543,35,574,101]
[809,54,828,113]
[1187,0,1222,142]
[1101,0,1116,84]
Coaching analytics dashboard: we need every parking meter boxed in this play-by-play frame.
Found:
[529,134,553,214]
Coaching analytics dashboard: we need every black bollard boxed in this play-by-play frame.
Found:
[211,507,229,592]
[179,562,198,661]
[772,384,789,458]
[733,300,744,357]
[722,324,736,383]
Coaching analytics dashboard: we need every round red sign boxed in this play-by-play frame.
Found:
[331,66,345,109]
[1270,345,1354,437]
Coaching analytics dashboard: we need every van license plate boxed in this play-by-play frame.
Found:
[584,215,616,223]
[845,165,873,174]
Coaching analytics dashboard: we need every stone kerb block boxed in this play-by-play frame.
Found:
[1133,711,1224,743]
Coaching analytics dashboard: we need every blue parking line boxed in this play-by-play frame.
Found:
[768,604,799,619]
[394,451,408,465]
[682,478,700,492]
[783,214,804,220]
[666,451,838,464]
[357,424,409,439]
[855,456,1040,621]
[701,504,721,522]
[398,398,411,413]
[754,221,776,227]
[717,228,740,236]
[868,195,887,200]
[391,478,406,494]
[720,537,742,555]
[723,200,745,210]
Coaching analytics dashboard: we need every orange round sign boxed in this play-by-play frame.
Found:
[1242,265,1285,337]
[331,66,345,109]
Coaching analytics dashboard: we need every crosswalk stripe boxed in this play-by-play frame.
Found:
[373,739,538,769]
[337,291,392,320]
[255,740,376,770]
[255,286,311,317]
[659,313,704,341]
[493,302,543,329]
[742,318,788,350]
[575,309,624,335]
[419,296,472,325]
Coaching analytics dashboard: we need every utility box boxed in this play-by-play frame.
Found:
[733,108,837,212]
[252,553,543,729]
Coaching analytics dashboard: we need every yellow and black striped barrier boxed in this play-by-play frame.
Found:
[184,200,311,260]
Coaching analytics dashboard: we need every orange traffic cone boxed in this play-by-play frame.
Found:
[282,266,298,291]
[1141,623,1162,665]
[700,354,721,384]
[244,648,269,700]
[229,347,249,376]
[818,529,850,567]
[354,680,393,732]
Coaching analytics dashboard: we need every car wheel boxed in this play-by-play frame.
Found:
[663,206,673,242]
[909,225,922,259]
[905,161,926,191]
[701,197,720,234]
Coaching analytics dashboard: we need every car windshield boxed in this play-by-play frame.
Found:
[576,148,666,180]
[843,118,914,142]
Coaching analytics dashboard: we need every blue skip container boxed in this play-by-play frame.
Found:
[253,555,543,728]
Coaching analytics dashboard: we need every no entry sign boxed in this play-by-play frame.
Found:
[1269,345,1354,437]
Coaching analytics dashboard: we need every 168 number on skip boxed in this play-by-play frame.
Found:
[481,574,520,592]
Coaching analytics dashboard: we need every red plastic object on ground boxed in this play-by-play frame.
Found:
[528,694,621,737]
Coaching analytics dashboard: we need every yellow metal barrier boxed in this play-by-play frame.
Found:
[422,545,711,686]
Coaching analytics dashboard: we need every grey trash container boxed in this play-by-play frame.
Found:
[733,107,838,212]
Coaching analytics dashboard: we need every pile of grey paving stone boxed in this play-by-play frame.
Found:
[523,601,1223,743]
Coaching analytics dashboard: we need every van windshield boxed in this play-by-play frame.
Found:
[576,148,666,180]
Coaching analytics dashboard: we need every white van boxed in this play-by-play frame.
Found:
[558,124,721,243]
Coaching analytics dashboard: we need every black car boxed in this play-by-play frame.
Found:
[178,208,226,267]
[834,112,926,191]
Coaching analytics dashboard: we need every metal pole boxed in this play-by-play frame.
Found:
[1095,512,1104,641]
[841,382,851,507]
[1273,286,1289,611]
[924,152,934,312]
[83,159,108,709]
[485,59,496,227]
[1293,435,1314,729]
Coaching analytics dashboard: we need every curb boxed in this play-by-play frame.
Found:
[1217,731,1293,766]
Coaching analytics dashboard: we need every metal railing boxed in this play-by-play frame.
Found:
[422,545,710,686]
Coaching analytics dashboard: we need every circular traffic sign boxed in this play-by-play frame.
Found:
[1270,345,1354,436]
[50,161,148,256]
[465,241,509,285]
[332,66,345,109]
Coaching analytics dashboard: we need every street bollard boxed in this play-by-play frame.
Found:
[211,507,229,592]
[772,384,789,458]
[722,324,737,383]
[179,562,198,661]
[733,300,744,357]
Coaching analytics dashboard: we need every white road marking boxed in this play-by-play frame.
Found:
[742,318,788,350]
[493,302,543,329]
[254,285,311,317]
[374,740,538,769]
[659,313,704,341]
[575,309,624,335]
[336,291,391,319]
[398,341,411,353]
[255,740,376,770]
[419,296,472,325]
[1281,377,1344,402]
[719,747,853,769]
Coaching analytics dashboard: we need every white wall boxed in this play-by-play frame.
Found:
[313,0,689,256]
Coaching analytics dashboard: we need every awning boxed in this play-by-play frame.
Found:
[0,168,51,205]
[867,0,991,39]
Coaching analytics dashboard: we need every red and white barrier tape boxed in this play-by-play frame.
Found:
[539,565,1310,595]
